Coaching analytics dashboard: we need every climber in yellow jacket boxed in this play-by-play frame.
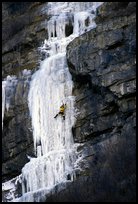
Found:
[54,103,67,120]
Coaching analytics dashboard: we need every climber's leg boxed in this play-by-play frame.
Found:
[54,113,59,118]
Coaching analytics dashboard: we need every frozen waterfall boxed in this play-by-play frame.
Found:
[2,81,6,129]
[2,71,31,130]
[2,76,18,129]
[20,2,103,200]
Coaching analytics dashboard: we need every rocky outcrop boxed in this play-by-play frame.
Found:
[66,2,136,202]
[2,2,48,181]
[2,2,136,202]
[2,2,48,78]
[2,74,33,182]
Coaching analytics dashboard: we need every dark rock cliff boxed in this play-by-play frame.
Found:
[2,2,136,202]
[65,2,136,202]
[2,2,48,182]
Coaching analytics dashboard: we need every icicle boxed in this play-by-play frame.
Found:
[2,81,6,129]
[2,75,18,128]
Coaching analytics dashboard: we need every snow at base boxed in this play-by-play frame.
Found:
[2,175,22,202]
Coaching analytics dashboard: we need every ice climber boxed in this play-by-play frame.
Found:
[54,103,67,120]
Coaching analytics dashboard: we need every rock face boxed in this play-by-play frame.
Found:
[65,2,136,202]
[2,2,48,182]
[2,2,48,78]
[2,2,136,202]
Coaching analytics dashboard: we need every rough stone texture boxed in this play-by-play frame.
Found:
[2,2,136,202]
[2,2,48,78]
[66,2,136,202]
[2,75,33,182]
[2,2,48,182]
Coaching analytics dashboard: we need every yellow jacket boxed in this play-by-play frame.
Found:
[60,104,66,113]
